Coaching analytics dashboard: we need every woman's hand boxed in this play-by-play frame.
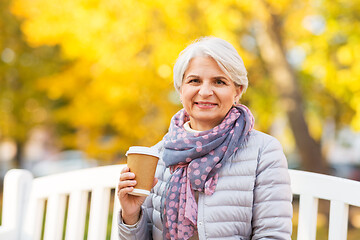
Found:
[117,166,158,225]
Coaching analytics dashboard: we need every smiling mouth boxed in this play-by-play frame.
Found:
[195,102,217,107]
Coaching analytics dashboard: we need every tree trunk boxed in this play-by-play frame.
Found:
[253,10,328,173]
[15,141,23,169]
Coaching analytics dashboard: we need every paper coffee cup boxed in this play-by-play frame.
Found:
[126,146,160,196]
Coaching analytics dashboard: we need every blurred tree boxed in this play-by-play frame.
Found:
[0,0,64,166]
[8,0,360,170]
[251,0,328,173]
[10,0,190,162]
[255,0,360,173]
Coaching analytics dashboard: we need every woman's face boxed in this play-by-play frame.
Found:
[180,56,242,131]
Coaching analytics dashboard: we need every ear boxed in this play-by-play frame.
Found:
[234,85,243,103]
[179,88,182,100]
[179,89,184,104]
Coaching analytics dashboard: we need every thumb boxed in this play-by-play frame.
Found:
[152,177,158,188]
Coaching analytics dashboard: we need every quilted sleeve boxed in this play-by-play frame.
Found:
[117,206,151,240]
[251,137,293,240]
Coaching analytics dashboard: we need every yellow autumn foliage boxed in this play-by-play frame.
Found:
[6,0,360,162]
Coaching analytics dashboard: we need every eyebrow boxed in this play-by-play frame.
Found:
[185,75,229,80]
[213,76,229,80]
[185,74,200,79]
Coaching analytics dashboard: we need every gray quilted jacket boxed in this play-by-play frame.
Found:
[118,130,293,239]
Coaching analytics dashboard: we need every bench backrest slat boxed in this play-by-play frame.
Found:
[65,191,88,240]
[297,194,318,240]
[87,187,111,240]
[43,194,67,240]
[328,200,349,240]
[111,191,121,240]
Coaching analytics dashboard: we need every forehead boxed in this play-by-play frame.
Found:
[184,56,227,76]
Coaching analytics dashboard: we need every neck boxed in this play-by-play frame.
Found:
[188,120,220,131]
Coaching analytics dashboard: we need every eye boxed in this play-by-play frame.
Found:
[215,79,226,85]
[188,78,200,84]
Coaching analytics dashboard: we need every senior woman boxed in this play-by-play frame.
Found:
[117,37,293,240]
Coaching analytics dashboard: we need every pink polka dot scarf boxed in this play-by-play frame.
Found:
[162,104,254,240]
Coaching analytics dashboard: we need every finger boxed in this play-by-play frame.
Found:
[120,172,136,181]
[119,167,130,181]
[120,166,129,174]
[118,179,137,190]
[118,187,134,198]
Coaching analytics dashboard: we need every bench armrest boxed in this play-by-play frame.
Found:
[1,169,33,239]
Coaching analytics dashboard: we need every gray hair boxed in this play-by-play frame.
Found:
[173,36,248,99]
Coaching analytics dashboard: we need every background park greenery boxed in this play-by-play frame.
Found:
[1,0,360,171]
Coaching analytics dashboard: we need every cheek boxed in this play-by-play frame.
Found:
[180,88,192,101]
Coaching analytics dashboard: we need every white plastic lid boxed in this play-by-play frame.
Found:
[125,146,160,158]
[128,189,150,196]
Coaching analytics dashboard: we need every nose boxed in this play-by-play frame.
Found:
[198,82,213,97]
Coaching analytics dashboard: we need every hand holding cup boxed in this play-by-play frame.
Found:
[117,146,159,224]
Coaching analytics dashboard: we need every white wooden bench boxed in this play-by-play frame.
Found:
[0,165,125,240]
[289,169,360,240]
[1,166,360,239]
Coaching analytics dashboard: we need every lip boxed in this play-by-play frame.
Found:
[194,101,217,109]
